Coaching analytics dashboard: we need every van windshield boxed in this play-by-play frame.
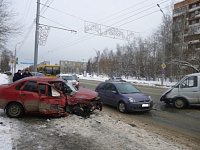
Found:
[173,76,189,88]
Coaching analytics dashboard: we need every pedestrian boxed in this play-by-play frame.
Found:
[13,70,22,82]
[22,69,32,78]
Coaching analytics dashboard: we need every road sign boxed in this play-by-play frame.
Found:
[11,59,14,64]
[161,69,166,74]
[161,63,166,69]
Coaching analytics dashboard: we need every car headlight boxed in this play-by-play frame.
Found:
[128,97,137,103]
[148,96,152,101]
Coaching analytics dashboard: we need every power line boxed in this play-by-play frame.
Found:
[40,15,74,30]
[42,4,170,55]
[17,0,54,55]
[39,23,77,32]
[39,1,152,54]
[103,0,168,25]
[116,5,170,28]
[39,2,85,21]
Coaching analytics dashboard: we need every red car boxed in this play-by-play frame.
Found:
[0,77,102,118]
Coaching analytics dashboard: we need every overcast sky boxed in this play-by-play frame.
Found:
[6,0,182,69]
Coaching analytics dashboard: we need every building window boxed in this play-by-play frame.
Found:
[191,4,197,8]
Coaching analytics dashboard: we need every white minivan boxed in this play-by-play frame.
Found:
[160,73,200,108]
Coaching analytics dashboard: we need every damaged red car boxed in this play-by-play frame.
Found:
[0,77,102,118]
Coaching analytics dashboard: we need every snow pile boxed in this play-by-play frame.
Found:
[79,74,177,88]
[0,117,12,150]
[0,74,9,85]
[51,112,184,150]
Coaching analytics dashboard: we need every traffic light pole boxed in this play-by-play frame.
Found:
[34,0,40,72]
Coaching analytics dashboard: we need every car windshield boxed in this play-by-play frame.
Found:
[61,76,74,80]
[72,75,77,78]
[115,83,140,94]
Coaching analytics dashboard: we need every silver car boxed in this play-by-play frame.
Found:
[56,74,79,89]
[160,73,200,108]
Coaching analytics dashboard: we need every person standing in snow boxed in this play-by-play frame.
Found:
[22,69,32,78]
[12,69,22,82]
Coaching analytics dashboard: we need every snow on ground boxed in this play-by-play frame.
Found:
[79,74,177,88]
[0,73,183,149]
[52,112,186,150]
[0,74,12,150]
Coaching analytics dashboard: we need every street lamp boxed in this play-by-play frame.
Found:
[157,4,166,85]
[14,42,22,73]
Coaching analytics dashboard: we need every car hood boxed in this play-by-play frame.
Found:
[72,88,98,100]
[0,84,10,88]
[122,93,150,101]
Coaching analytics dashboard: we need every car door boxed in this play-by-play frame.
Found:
[20,81,40,112]
[96,83,109,104]
[105,83,119,107]
[38,83,66,114]
[179,75,200,104]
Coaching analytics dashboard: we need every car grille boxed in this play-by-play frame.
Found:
[139,100,150,103]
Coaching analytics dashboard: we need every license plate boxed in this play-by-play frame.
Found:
[142,104,150,107]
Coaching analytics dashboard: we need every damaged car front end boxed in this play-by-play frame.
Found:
[66,87,103,116]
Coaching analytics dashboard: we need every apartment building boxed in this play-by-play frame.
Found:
[173,0,200,58]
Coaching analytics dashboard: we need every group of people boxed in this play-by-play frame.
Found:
[13,69,32,82]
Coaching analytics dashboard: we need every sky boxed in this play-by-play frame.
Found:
[5,0,183,69]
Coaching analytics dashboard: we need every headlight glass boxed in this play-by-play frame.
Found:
[128,97,137,103]
[148,96,152,101]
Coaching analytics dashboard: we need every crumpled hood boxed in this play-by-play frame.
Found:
[122,93,150,101]
[72,88,98,100]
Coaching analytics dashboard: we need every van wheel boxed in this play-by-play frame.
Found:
[6,103,24,118]
[173,98,186,109]
[118,102,127,113]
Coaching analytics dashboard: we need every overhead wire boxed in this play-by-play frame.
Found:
[16,0,54,56]
[39,0,150,55]
[40,1,170,56]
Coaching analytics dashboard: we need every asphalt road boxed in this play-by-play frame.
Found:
[79,79,200,140]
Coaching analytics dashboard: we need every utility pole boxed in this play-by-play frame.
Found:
[34,0,40,72]
[157,4,166,85]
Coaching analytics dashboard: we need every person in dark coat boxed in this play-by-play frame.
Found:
[13,70,22,82]
[22,69,32,78]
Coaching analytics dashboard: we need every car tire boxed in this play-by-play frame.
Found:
[173,98,186,109]
[6,103,24,118]
[118,101,127,113]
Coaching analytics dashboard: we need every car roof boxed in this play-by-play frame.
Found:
[19,77,63,82]
[186,73,200,77]
[58,74,73,76]
[104,81,127,84]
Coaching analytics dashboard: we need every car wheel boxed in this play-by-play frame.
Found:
[118,101,127,113]
[6,103,24,118]
[173,98,186,109]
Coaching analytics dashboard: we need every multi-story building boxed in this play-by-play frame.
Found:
[173,0,200,59]
[59,60,87,74]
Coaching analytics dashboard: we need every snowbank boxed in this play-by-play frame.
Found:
[51,112,186,150]
[79,74,177,88]
[0,116,12,150]
[0,74,9,85]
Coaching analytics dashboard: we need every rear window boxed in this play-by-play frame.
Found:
[61,76,74,80]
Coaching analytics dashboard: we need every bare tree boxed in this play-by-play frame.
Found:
[0,0,20,46]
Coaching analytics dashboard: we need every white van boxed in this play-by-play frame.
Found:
[160,73,200,108]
